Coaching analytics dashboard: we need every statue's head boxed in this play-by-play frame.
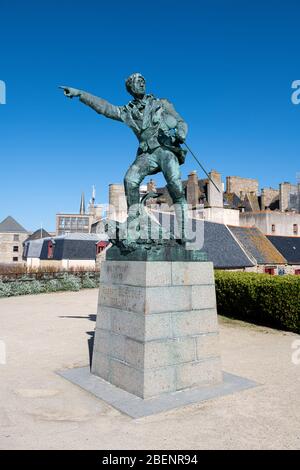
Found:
[125,73,146,99]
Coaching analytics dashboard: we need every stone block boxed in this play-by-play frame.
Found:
[144,313,172,341]
[98,284,145,313]
[124,337,144,369]
[145,286,191,314]
[176,357,222,390]
[195,333,220,360]
[144,337,196,368]
[93,329,111,356]
[171,261,214,286]
[171,309,218,337]
[110,358,143,397]
[100,261,172,287]
[91,351,110,381]
[110,359,176,399]
[143,366,176,398]
[110,309,145,340]
[95,305,112,331]
[191,285,217,310]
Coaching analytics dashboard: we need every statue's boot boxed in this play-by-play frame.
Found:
[174,201,189,244]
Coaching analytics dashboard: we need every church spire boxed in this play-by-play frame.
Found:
[79,192,85,214]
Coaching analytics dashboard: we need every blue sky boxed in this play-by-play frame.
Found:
[0,0,299,231]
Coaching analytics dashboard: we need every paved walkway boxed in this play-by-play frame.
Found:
[0,289,299,449]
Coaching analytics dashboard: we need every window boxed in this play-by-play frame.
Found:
[293,224,298,235]
[13,246,19,252]
[271,224,276,233]
[265,267,275,275]
[13,257,18,262]
[47,241,54,259]
[295,269,300,275]
[13,234,19,241]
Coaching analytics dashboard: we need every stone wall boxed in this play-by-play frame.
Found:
[279,182,299,212]
[226,176,259,197]
[240,211,300,236]
[108,184,128,222]
[261,187,279,209]
[0,232,28,265]
[207,170,223,208]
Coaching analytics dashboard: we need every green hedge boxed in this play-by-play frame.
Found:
[214,271,300,333]
[0,273,99,298]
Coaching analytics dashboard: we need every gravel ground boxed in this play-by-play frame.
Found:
[0,289,299,450]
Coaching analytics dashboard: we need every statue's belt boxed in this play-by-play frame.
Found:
[137,140,187,165]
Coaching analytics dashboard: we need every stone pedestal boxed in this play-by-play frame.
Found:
[91,260,222,399]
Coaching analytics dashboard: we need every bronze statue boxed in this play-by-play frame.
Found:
[59,74,208,261]
[59,74,188,233]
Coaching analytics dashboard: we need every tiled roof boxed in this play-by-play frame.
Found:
[230,226,286,264]
[24,239,45,258]
[244,193,260,212]
[0,216,27,233]
[153,211,254,269]
[201,220,254,268]
[224,192,244,209]
[55,232,108,241]
[267,236,300,265]
[26,228,51,241]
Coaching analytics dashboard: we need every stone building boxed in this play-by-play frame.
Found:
[261,187,280,210]
[0,216,29,265]
[267,235,300,275]
[279,182,300,212]
[104,169,300,241]
[239,211,300,237]
[229,225,287,274]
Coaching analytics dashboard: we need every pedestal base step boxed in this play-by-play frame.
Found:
[57,366,257,419]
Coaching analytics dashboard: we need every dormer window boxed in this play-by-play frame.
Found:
[47,240,54,259]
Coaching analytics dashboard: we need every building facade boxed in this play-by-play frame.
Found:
[0,216,29,265]
[56,189,104,235]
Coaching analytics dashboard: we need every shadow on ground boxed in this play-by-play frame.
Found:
[59,314,96,368]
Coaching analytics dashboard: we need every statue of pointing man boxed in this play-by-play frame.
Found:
[60,73,188,239]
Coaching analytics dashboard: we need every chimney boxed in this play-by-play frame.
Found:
[186,170,199,208]
[207,170,223,208]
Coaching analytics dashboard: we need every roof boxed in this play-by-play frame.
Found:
[267,236,300,265]
[25,228,51,241]
[224,192,244,209]
[201,220,254,268]
[40,237,99,260]
[229,226,286,265]
[244,193,260,212]
[54,232,107,241]
[153,211,254,269]
[0,216,27,233]
[23,239,45,258]
[24,232,108,260]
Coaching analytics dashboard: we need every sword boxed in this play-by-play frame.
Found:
[183,142,221,193]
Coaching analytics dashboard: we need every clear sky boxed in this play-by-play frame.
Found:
[0,0,299,231]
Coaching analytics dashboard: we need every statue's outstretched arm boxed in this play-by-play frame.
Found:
[79,92,123,121]
[59,86,123,122]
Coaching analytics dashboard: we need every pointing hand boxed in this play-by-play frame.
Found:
[59,86,81,99]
